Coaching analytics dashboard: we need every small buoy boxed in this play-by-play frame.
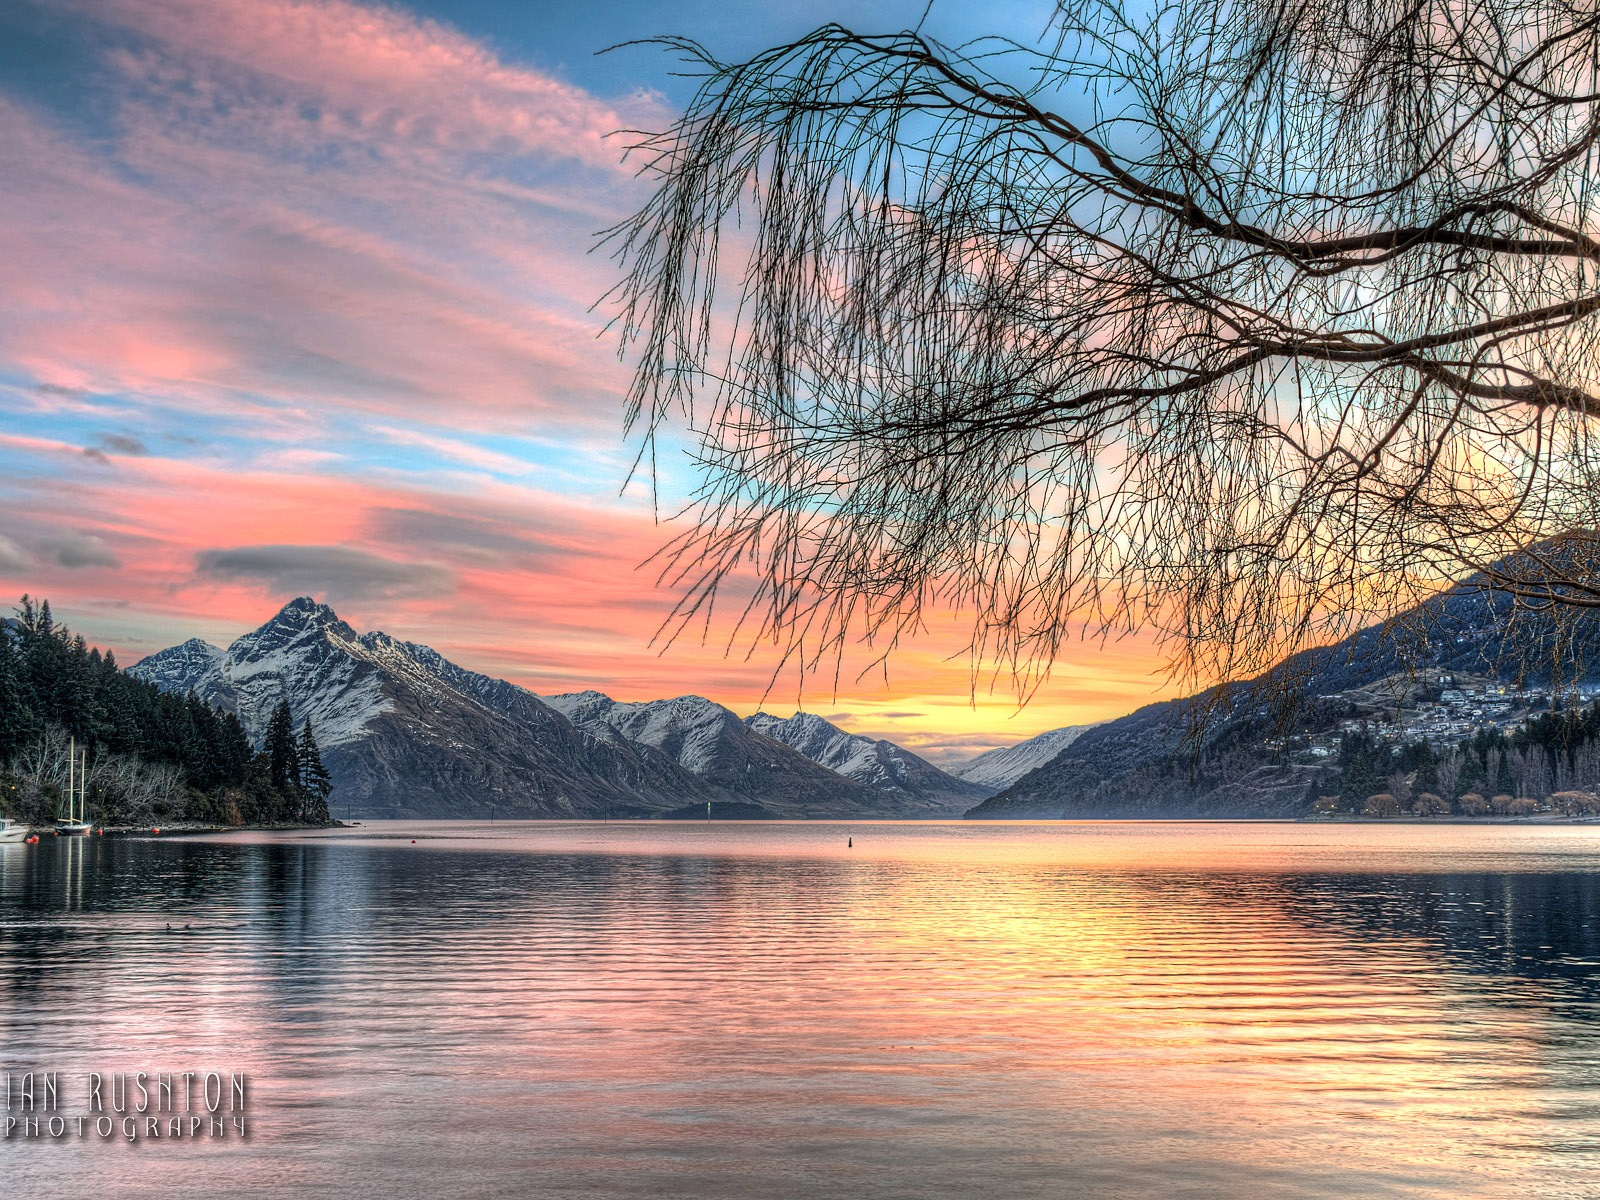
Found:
[152,827,160,835]
[411,839,416,844]
[848,837,853,847]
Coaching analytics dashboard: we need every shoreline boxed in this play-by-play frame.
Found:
[13,815,1600,837]
[186,815,1600,826]
[15,820,349,838]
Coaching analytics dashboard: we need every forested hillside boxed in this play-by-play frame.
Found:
[0,596,329,827]
[972,573,1600,819]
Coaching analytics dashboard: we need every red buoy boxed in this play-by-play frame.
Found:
[152,827,160,835]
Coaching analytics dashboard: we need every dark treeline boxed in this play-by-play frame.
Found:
[0,596,331,827]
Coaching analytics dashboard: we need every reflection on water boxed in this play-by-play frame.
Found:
[3,822,1600,1198]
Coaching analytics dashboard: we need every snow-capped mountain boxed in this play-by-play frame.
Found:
[130,636,225,698]
[130,599,942,820]
[541,692,949,816]
[143,598,394,749]
[951,725,1095,791]
[130,599,725,818]
[744,711,993,810]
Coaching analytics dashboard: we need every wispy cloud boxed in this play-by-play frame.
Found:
[372,426,536,477]
[0,0,662,431]
[91,433,150,457]
[0,535,29,573]
[85,0,642,169]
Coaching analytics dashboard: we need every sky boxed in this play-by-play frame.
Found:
[0,0,1183,764]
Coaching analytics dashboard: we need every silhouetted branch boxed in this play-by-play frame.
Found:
[603,2,1600,697]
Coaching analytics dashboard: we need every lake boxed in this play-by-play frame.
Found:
[3,821,1600,1197]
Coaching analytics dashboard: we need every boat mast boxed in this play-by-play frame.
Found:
[68,736,75,823]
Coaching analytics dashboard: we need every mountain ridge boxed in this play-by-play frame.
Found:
[131,598,990,819]
[950,725,1095,791]
[743,710,994,810]
[131,598,723,819]
[968,578,1600,819]
[540,692,955,816]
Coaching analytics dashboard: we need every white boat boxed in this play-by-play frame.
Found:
[0,818,29,844]
[55,738,91,837]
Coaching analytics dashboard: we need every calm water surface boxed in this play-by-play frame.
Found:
[3,821,1600,1198]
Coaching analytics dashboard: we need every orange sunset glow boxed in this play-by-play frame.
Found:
[0,0,1181,763]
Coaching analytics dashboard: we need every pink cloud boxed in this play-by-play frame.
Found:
[0,0,660,432]
[0,435,1179,736]
[88,0,645,169]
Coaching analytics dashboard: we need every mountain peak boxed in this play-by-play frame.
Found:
[127,636,227,698]
[276,595,339,623]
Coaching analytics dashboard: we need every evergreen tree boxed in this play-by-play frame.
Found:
[2,595,261,822]
[0,628,34,762]
[1336,730,1391,810]
[297,720,332,823]
[264,699,301,817]
[218,711,254,782]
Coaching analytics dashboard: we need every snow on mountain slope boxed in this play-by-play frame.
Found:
[539,690,634,747]
[127,637,225,697]
[542,692,944,815]
[215,598,393,747]
[952,725,1095,791]
[131,599,943,819]
[745,711,992,808]
[130,598,722,818]
[129,606,391,748]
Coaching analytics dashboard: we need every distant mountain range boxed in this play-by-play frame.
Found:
[126,564,1600,822]
[129,599,1011,819]
[743,710,990,809]
[948,725,1094,791]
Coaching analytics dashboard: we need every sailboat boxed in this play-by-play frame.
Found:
[55,738,92,836]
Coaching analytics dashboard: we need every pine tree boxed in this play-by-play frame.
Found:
[264,699,300,818]
[297,719,332,823]
[3,596,261,822]
[0,627,35,762]
[218,711,253,782]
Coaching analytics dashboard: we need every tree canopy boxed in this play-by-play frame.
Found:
[1,597,331,826]
[606,0,1600,697]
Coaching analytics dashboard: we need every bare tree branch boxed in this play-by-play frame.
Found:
[602,1,1600,698]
